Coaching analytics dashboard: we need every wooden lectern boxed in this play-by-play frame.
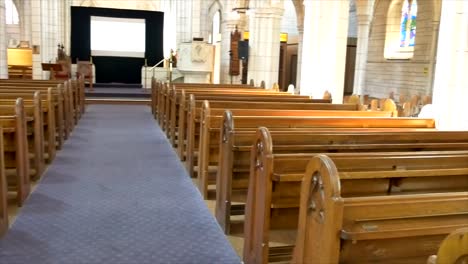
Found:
[41,63,63,80]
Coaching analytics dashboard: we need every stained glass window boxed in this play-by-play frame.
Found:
[400,0,417,48]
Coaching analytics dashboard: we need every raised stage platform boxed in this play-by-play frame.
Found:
[85,87,150,99]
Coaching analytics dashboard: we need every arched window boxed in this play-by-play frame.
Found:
[400,0,417,48]
[384,0,418,59]
[211,11,221,44]
[5,0,19,25]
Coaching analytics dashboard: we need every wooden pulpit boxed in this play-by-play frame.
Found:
[41,63,63,80]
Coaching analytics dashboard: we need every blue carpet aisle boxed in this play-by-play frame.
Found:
[0,105,240,264]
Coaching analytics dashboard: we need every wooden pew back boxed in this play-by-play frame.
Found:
[427,228,468,264]
[176,95,342,157]
[196,103,394,198]
[0,92,45,179]
[291,154,468,264]
[0,99,30,206]
[0,129,7,236]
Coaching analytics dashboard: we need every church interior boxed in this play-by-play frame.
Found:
[0,0,467,263]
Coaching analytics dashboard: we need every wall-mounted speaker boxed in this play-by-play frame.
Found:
[238,41,249,60]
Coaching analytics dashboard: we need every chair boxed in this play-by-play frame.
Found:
[55,58,71,80]
[76,60,93,90]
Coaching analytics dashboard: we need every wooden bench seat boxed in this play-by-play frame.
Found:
[0,78,84,123]
[290,154,468,264]
[0,99,30,206]
[150,79,258,115]
[0,85,69,137]
[195,103,395,198]
[0,88,65,147]
[215,123,468,235]
[0,81,75,134]
[176,95,362,159]
[0,93,45,179]
[159,87,322,134]
[164,87,320,140]
[186,101,380,179]
[193,107,431,195]
[0,95,56,162]
[152,81,261,118]
[239,127,468,263]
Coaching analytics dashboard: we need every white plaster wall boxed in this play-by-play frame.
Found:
[364,0,440,99]
[175,0,192,44]
[0,0,8,78]
[73,0,159,11]
[6,24,20,44]
[191,0,201,39]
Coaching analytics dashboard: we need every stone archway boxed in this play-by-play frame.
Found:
[290,0,303,92]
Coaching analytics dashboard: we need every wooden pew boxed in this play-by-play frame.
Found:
[170,89,330,147]
[177,96,358,160]
[0,87,65,147]
[216,118,468,235]
[0,129,8,237]
[0,92,57,163]
[0,97,56,163]
[151,79,255,110]
[194,106,427,190]
[290,154,468,264]
[0,92,45,179]
[0,77,84,120]
[0,99,30,206]
[151,80,259,118]
[241,127,468,263]
[0,84,67,129]
[0,79,77,126]
[0,80,74,131]
[160,86,319,134]
[164,86,313,140]
[427,228,468,264]
[0,90,63,150]
[0,84,69,137]
[196,102,394,198]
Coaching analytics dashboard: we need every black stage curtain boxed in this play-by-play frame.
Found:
[70,6,164,84]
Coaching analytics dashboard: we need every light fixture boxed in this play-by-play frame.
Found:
[280,32,288,43]
[243,31,250,40]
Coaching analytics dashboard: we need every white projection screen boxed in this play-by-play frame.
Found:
[90,16,146,58]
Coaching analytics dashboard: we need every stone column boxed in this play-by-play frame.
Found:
[175,0,192,45]
[353,1,373,96]
[64,0,72,53]
[432,0,468,129]
[247,7,284,89]
[20,0,32,43]
[0,0,7,78]
[295,27,303,93]
[426,19,440,96]
[191,0,201,39]
[31,0,43,79]
[299,0,349,103]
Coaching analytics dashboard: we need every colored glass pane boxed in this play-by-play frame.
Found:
[409,0,417,47]
[400,0,409,47]
[400,0,417,48]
